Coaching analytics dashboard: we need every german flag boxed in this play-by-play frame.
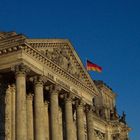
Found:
[86,60,102,72]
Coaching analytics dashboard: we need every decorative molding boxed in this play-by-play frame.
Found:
[49,84,62,94]
[56,78,70,90]
[64,92,74,102]
[33,75,45,85]
[11,63,30,76]
[0,33,26,50]
[75,98,85,108]
[94,130,105,140]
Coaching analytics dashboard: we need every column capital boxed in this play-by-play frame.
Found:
[26,93,33,100]
[64,92,74,102]
[85,104,93,113]
[50,84,61,95]
[12,63,30,76]
[32,75,45,86]
[75,98,85,108]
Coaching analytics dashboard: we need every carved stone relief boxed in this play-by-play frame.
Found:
[112,134,120,140]
[37,46,82,80]
[94,130,105,140]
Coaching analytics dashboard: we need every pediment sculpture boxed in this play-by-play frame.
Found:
[38,46,81,79]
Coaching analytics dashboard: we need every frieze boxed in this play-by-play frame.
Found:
[71,88,78,95]
[47,73,54,80]
[56,78,70,90]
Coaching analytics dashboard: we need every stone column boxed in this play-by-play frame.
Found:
[44,101,49,140]
[11,84,16,140]
[65,93,73,140]
[72,119,77,140]
[27,94,34,140]
[72,109,77,140]
[5,85,12,140]
[76,99,85,140]
[50,85,61,140]
[15,64,28,140]
[59,107,63,140]
[34,76,45,140]
[86,106,94,140]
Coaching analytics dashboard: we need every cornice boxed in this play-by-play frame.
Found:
[0,34,26,50]
[67,41,100,94]
[26,38,68,44]
[0,45,23,55]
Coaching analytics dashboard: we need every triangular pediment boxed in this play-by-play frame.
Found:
[26,39,99,94]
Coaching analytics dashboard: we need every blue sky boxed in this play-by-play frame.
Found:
[0,0,140,139]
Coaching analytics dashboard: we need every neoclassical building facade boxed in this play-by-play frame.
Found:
[0,32,130,140]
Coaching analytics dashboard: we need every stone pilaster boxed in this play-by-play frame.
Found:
[34,76,45,140]
[14,63,28,140]
[5,85,12,140]
[105,128,112,140]
[65,93,73,140]
[44,101,49,140]
[76,99,85,140]
[86,105,94,140]
[27,94,34,140]
[11,84,16,140]
[105,132,112,140]
[50,85,61,140]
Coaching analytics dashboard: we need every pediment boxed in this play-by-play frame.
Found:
[26,39,99,94]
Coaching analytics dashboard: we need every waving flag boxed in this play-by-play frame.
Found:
[86,60,102,72]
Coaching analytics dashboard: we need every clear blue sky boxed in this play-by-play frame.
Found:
[0,0,140,139]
